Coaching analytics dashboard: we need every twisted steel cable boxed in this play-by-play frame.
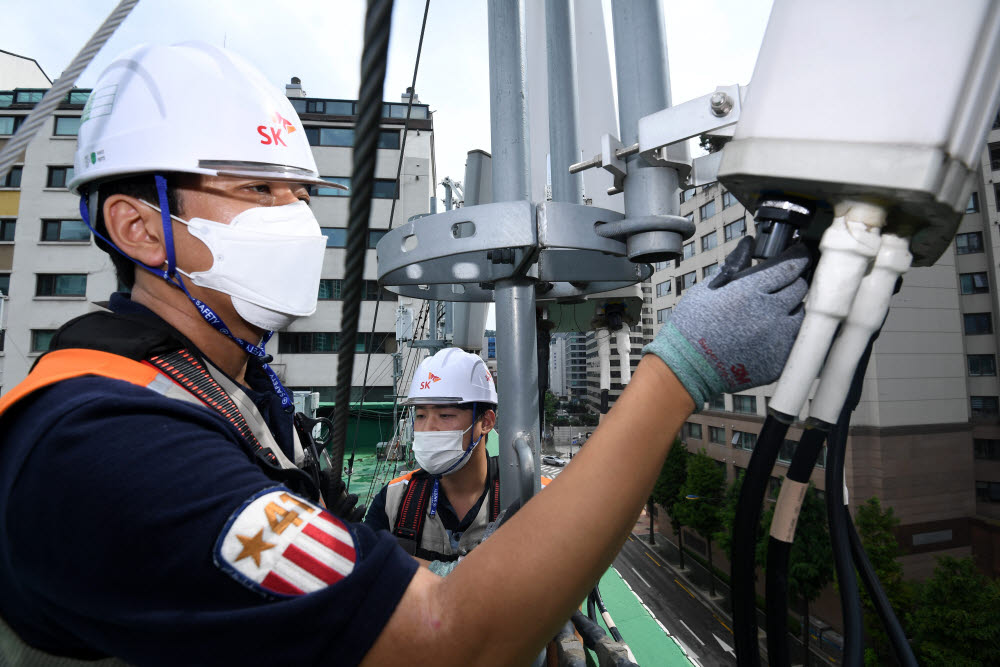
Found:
[0,0,140,181]
[346,0,432,478]
[329,0,396,478]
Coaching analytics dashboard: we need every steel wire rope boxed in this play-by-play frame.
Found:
[345,0,433,488]
[329,0,396,479]
[362,300,430,501]
[0,0,140,182]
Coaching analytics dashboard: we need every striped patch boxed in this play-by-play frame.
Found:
[215,488,356,597]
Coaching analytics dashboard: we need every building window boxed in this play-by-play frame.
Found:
[969,354,997,377]
[31,329,56,353]
[684,212,694,223]
[321,228,346,247]
[991,142,1000,171]
[15,91,43,104]
[701,231,718,252]
[777,439,797,464]
[36,273,87,297]
[0,219,14,241]
[722,191,737,209]
[53,117,82,136]
[959,272,989,295]
[966,192,980,213]
[733,394,757,414]
[46,166,75,188]
[678,271,696,294]
[974,439,1000,460]
[372,179,398,199]
[1,166,22,188]
[0,272,9,295]
[653,261,669,271]
[311,177,350,197]
[656,307,672,324]
[724,217,747,241]
[971,395,1000,418]
[732,430,757,451]
[684,422,703,440]
[41,219,90,242]
[369,230,387,249]
[682,242,695,260]
[699,200,716,221]
[708,394,726,411]
[0,116,23,135]
[378,130,401,149]
[305,126,354,147]
[956,232,984,255]
[976,481,1000,502]
[703,263,720,280]
[318,279,395,301]
[709,426,726,444]
[680,189,691,204]
[278,332,337,353]
[964,312,993,335]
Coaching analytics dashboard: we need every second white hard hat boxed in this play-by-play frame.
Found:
[404,348,498,406]
[69,42,346,195]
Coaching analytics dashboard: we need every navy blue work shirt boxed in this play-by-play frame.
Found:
[0,294,417,665]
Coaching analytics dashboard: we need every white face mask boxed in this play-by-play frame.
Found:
[144,199,326,331]
[412,424,482,476]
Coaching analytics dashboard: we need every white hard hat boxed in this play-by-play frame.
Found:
[405,348,498,406]
[69,42,345,195]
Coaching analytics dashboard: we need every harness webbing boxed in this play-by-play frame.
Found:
[392,457,502,558]
[146,350,278,467]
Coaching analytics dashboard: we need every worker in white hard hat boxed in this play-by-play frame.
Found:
[365,348,525,566]
[0,40,812,667]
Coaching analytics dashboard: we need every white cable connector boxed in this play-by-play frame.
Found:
[597,328,611,391]
[615,325,632,385]
[809,234,912,424]
[769,202,886,418]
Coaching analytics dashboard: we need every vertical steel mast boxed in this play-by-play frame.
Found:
[488,0,542,508]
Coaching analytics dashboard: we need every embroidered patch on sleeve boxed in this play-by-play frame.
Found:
[215,488,356,597]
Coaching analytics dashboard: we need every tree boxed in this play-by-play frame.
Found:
[674,449,726,596]
[855,497,911,662]
[714,469,744,558]
[651,439,688,568]
[756,482,834,659]
[908,556,1000,667]
[543,391,558,428]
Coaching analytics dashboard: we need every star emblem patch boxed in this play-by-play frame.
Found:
[215,488,356,597]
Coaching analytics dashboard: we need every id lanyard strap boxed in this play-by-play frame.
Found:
[79,175,294,409]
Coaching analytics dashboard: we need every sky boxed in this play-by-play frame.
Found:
[3,0,774,328]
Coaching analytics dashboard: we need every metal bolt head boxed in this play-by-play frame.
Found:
[710,92,733,117]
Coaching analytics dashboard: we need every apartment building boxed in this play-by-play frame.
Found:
[0,55,434,406]
[652,125,1000,578]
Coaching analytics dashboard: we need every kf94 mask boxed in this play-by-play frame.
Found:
[146,200,326,331]
[412,424,483,476]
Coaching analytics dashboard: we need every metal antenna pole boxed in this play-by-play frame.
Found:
[611,0,684,252]
[488,0,541,509]
[545,0,584,205]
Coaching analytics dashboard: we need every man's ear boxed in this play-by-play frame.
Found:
[103,195,166,268]
[480,408,497,432]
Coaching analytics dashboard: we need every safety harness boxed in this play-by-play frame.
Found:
[0,309,320,501]
[392,456,501,561]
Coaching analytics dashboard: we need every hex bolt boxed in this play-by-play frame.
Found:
[710,92,733,117]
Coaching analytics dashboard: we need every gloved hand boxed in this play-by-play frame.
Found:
[319,470,366,523]
[644,236,810,408]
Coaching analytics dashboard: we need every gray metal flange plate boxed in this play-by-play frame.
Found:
[376,201,652,302]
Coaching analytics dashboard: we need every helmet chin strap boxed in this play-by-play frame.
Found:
[79,175,293,409]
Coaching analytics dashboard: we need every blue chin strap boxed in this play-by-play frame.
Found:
[79,174,293,409]
[429,404,484,516]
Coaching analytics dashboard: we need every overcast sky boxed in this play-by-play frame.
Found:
[4,0,772,201]
[5,0,773,330]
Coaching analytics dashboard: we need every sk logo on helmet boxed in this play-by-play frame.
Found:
[257,112,296,147]
[418,372,442,390]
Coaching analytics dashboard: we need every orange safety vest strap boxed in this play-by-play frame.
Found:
[0,349,162,417]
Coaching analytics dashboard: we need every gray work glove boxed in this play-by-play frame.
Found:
[643,236,809,408]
